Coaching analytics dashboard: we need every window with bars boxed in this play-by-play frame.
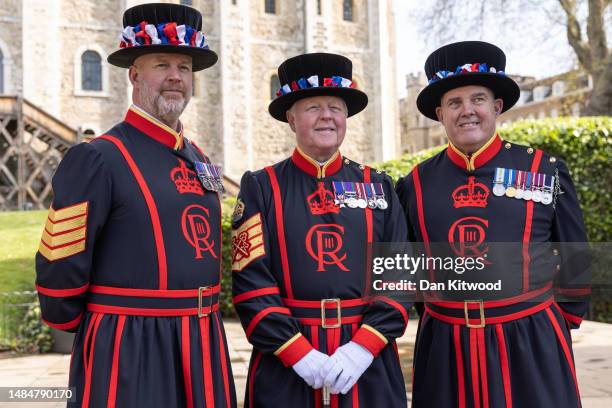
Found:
[265,0,276,14]
[81,50,102,91]
[270,74,280,100]
[343,0,353,21]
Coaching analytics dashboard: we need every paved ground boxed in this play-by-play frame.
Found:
[0,319,610,407]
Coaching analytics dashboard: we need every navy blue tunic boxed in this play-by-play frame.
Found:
[396,134,590,408]
[36,106,236,408]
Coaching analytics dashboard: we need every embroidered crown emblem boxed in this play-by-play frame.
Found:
[170,160,204,195]
[307,182,340,215]
[452,176,489,208]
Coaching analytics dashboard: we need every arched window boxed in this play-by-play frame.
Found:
[343,0,353,21]
[270,74,280,100]
[81,50,102,91]
[265,0,276,14]
[0,49,3,94]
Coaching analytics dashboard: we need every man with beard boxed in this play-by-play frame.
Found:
[35,3,236,407]
[231,53,410,407]
[396,41,590,407]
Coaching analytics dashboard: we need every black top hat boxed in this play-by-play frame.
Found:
[416,41,520,121]
[107,3,217,71]
[268,53,368,122]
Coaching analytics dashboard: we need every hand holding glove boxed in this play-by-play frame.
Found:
[292,349,329,389]
[319,341,374,394]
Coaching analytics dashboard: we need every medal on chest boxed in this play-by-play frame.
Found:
[194,161,225,193]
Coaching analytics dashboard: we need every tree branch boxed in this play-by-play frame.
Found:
[558,0,593,72]
[587,0,609,67]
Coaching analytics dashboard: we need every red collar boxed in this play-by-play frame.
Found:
[124,105,184,150]
[446,134,502,171]
[291,148,343,178]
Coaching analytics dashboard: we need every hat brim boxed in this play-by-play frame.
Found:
[416,73,520,121]
[268,87,368,122]
[107,45,218,71]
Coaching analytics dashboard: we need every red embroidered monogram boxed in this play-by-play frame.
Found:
[171,160,204,195]
[181,205,217,259]
[305,224,350,272]
[448,216,489,259]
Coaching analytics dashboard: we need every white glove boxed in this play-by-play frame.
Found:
[292,349,329,389]
[319,341,374,394]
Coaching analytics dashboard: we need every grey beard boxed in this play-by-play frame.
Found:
[139,82,190,125]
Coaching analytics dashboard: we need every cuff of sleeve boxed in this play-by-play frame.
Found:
[274,333,314,367]
[561,310,583,329]
[352,324,388,357]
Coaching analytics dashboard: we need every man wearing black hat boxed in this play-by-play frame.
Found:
[35,3,236,407]
[231,53,410,407]
[396,41,590,407]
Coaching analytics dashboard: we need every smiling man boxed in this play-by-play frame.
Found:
[396,41,590,407]
[231,53,410,407]
[35,3,237,407]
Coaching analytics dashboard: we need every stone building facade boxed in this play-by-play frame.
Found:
[399,70,593,154]
[0,0,399,180]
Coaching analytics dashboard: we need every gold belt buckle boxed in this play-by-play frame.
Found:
[321,298,341,329]
[464,300,485,328]
[198,286,213,318]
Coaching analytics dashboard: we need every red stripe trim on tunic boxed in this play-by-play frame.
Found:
[87,303,218,316]
[363,167,374,296]
[42,312,83,331]
[545,308,581,402]
[88,284,220,298]
[83,313,102,407]
[469,329,481,408]
[265,166,293,298]
[281,297,368,308]
[495,324,512,408]
[181,317,194,408]
[412,165,431,260]
[199,318,215,408]
[431,282,552,309]
[327,326,341,408]
[311,326,322,408]
[425,298,553,326]
[233,287,281,304]
[106,315,126,408]
[371,296,409,326]
[351,323,360,406]
[36,283,89,297]
[99,135,168,290]
[296,314,363,326]
[454,325,466,408]
[477,328,489,408]
[246,307,291,338]
[522,149,543,292]
[214,313,232,408]
[249,352,262,408]
[552,303,584,326]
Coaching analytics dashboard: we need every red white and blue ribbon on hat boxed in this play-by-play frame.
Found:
[119,21,209,49]
[428,63,505,84]
[275,75,356,98]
